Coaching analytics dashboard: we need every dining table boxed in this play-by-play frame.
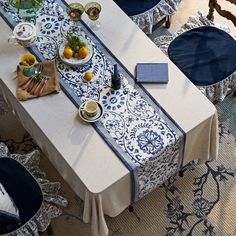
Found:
[0,0,219,235]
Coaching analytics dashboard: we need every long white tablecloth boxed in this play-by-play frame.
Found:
[0,0,218,235]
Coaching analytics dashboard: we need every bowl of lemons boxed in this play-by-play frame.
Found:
[58,35,93,66]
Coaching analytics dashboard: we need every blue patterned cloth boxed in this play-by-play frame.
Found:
[0,0,185,202]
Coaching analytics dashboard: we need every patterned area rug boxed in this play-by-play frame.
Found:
[0,94,236,236]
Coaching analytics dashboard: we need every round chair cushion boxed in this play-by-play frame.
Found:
[168,26,236,86]
[114,0,161,16]
[0,158,43,231]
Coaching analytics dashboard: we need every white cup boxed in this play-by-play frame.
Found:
[8,22,37,48]
[83,100,98,117]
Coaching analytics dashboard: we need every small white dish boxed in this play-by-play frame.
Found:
[58,37,93,66]
[78,101,104,123]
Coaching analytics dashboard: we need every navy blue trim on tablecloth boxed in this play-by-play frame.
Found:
[0,0,185,203]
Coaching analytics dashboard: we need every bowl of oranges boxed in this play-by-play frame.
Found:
[58,35,93,66]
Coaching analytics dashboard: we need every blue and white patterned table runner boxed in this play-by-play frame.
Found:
[0,0,185,202]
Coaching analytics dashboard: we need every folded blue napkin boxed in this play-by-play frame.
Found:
[136,63,169,83]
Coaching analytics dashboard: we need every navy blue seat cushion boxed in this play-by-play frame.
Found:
[168,26,236,86]
[113,0,161,16]
[0,158,43,234]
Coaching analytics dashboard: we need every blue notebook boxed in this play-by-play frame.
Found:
[136,63,169,83]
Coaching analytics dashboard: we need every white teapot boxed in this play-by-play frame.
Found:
[8,22,37,48]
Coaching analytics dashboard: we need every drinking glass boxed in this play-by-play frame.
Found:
[7,0,45,19]
[68,3,84,22]
[67,3,84,35]
[85,2,101,30]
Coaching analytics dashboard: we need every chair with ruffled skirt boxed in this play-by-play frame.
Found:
[113,0,181,34]
[154,0,236,102]
[0,142,68,236]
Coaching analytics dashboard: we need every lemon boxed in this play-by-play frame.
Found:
[83,71,93,81]
[79,47,89,59]
[63,47,73,59]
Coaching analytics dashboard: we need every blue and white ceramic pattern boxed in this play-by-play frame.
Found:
[0,0,185,202]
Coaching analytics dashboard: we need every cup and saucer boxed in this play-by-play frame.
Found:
[78,100,104,123]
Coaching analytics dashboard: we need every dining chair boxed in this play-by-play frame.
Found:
[154,0,236,102]
[0,142,68,236]
[113,0,180,34]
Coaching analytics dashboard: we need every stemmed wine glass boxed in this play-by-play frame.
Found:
[68,3,84,22]
[67,3,84,34]
[85,2,101,31]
